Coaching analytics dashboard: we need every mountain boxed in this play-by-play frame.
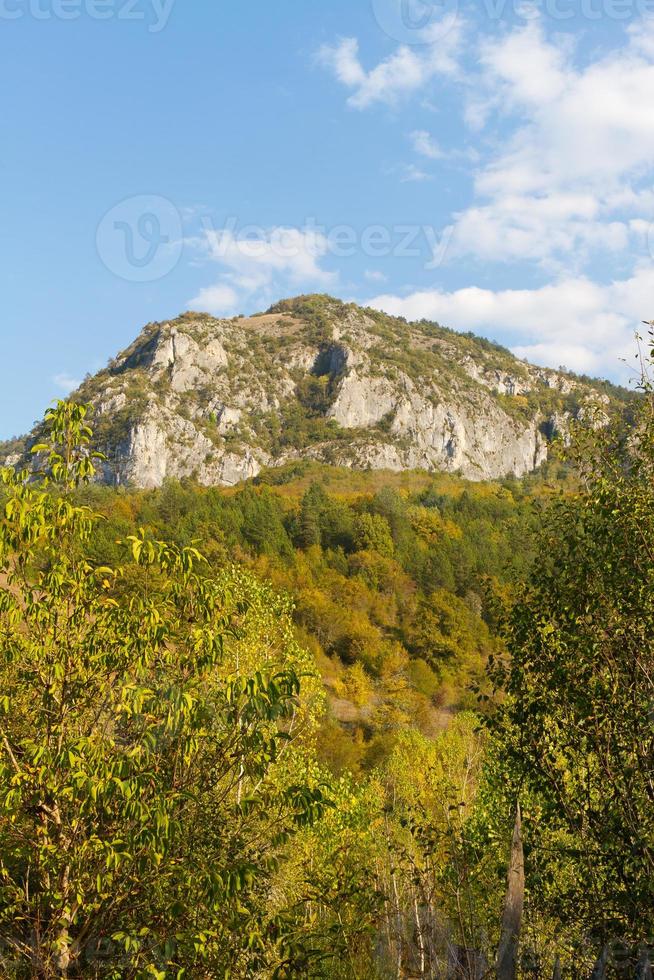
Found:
[1,295,633,487]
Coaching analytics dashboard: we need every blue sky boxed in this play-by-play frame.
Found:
[2,0,654,438]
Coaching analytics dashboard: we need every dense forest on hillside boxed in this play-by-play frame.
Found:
[76,460,568,774]
[0,393,652,978]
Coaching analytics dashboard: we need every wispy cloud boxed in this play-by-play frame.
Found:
[400,163,432,183]
[188,225,336,315]
[188,284,240,316]
[364,269,387,283]
[317,26,461,109]
[411,129,443,160]
[53,373,81,394]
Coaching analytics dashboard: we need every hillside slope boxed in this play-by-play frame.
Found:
[1,295,633,486]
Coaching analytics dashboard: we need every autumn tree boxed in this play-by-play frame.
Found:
[0,403,329,978]
[487,346,654,956]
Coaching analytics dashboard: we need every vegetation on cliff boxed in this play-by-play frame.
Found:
[0,296,638,488]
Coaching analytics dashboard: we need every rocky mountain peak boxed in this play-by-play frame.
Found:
[1,295,631,487]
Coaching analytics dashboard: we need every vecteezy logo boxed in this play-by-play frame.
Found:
[96,195,183,282]
[371,0,459,45]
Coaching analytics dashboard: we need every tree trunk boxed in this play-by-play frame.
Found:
[590,945,609,980]
[496,805,524,980]
[635,948,653,980]
[413,893,426,978]
[391,869,403,978]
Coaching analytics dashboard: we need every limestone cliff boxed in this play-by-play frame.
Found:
[2,295,629,487]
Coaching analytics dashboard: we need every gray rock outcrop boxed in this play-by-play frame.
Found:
[1,295,627,488]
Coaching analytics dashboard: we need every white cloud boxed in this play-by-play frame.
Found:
[187,225,336,314]
[477,24,654,190]
[477,20,569,112]
[317,37,365,89]
[53,373,80,394]
[310,16,654,386]
[449,195,630,269]
[400,163,432,182]
[367,265,654,380]
[321,22,654,272]
[450,22,654,267]
[188,284,240,315]
[318,27,460,109]
[200,227,334,288]
[364,269,387,282]
[411,129,444,160]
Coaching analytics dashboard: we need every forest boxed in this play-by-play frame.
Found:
[0,378,652,978]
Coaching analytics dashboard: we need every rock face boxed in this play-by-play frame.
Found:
[2,295,623,487]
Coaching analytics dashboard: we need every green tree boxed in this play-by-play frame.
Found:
[372,718,496,977]
[296,484,325,550]
[0,403,329,978]
[238,485,292,556]
[405,590,493,707]
[487,355,654,950]
[353,513,394,559]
